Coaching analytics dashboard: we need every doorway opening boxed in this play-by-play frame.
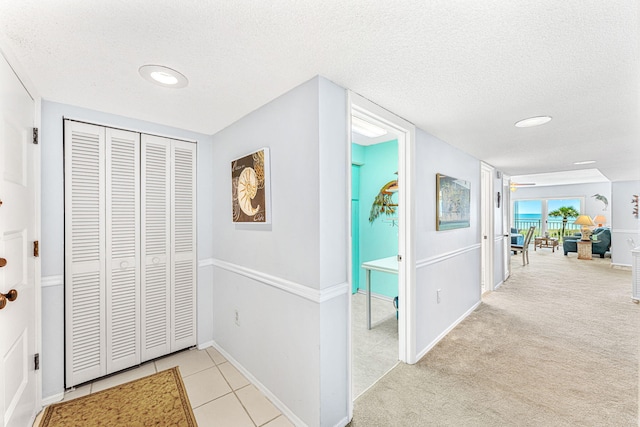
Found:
[348,93,414,408]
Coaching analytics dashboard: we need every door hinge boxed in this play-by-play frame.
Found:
[34,353,40,371]
[34,240,39,257]
[397,255,403,262]
[33,128,39,145]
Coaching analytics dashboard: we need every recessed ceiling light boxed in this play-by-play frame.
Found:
[514,116,552,128]
[139,65,188,88]
[351,116,388,138]
[573,160,596,165]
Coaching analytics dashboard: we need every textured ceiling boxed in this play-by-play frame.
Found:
[1,1,638,181]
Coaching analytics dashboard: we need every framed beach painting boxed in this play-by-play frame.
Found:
[436,173,470,231]
[231,148,271,224]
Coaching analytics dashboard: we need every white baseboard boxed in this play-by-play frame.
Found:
[355,289,394,302]
[41,391,64,406]
[415,301,481,362]
[494,280,504,290]
[333,415,350,427]
[611,263,632,270]
[209,342,307,427]
[197,340,215,351]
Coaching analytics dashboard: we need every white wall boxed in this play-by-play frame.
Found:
[40,100,214,399]
[414,129,481,357]
[210,76,349,427]
[611,180,640,266]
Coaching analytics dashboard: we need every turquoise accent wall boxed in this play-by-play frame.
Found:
[352,143,365,165]
[351,140,398,298]
[351,165,360,294]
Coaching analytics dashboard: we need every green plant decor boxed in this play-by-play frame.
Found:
[548,206,580,238]
[369,180,398,223]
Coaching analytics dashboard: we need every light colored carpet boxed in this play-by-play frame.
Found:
[352,292,399,398]
[352,249,639,426]
[40,367,196,426]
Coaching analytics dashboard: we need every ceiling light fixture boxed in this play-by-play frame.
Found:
[573,160,596,165]
[351,116,388,138]
[139,65,188,88]
[514,116,552,128]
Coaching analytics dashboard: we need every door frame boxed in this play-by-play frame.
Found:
[347,92,415,417]
[480,163,494,294]
[503,176,511,281]
[33,98,42,419]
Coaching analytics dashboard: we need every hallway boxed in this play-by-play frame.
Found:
[352,250,639,426]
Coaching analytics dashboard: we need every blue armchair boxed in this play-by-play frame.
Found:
[511,227,524,246]
[563,228,611,258]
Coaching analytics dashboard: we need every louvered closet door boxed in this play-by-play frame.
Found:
[171,140,197,351]
[64,121,106,387]
[141,135,172,361]
[105,128,140,373]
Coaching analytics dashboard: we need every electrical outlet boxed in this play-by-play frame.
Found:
[234,309,240,326]
[437,289,441,304]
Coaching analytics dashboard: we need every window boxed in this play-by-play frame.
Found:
[513,200,542,233]
[513,197,583,237]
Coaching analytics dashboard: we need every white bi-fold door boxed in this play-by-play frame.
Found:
[140,135,196,362]
[64,122,141,386]
[65,121,196,388]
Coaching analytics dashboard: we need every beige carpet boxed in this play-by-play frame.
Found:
[352,250,639,426]
[40,367,196,426]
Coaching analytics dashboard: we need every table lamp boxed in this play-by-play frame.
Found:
[574,215,595,241]
[593,215,606,227]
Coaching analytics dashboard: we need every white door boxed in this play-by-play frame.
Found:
[64,121,106,387]
[141,135,172,361]
[480,165,493,294]
[105,128,141,373]
[169,140,196,352]
[0,54,38,426]
[141,135,197,361]
[503,180,511,281]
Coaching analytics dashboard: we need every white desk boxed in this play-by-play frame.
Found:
[361,256,399,330]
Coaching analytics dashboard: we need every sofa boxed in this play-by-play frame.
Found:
[510,227,524,246]
[563,228,611,258]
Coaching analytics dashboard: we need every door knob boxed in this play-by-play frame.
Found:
[2,289,17,301]
[0,289,17,310]
[0,258,6,267]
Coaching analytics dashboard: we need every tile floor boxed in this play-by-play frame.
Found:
[34,347,293,427]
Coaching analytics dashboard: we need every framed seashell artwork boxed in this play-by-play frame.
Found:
[231,147,271,223]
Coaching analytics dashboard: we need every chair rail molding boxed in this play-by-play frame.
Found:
[416,244,481,270]
[611,228,640,234]
[198,258,215,268]
[41,274,64,288]
[211,258,349,303]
